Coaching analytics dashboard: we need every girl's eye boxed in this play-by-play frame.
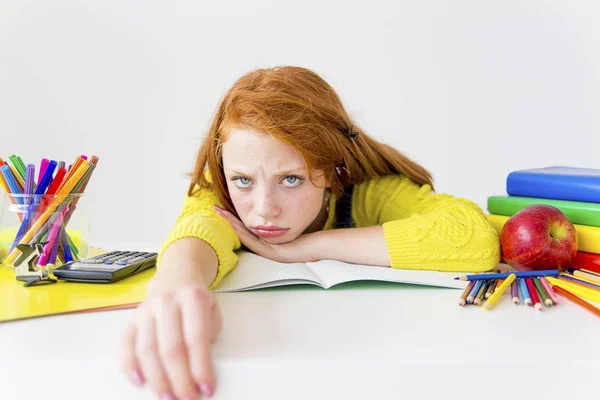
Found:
[282,175,303,187]
[232,176,252,188]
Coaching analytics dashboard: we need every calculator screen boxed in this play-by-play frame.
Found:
[69,263,122,271]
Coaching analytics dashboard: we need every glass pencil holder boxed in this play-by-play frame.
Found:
[0,193,90,286]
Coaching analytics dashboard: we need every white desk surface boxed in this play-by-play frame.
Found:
[1,243,599,400]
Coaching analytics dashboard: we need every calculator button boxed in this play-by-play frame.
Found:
[117,254,140,262]
[104,260,114,265]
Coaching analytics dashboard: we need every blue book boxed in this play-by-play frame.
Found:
[506,166,600,203]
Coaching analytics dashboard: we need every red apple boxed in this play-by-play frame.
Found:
[500,204,577,271]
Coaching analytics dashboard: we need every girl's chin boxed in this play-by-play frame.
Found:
[260,232,299,245]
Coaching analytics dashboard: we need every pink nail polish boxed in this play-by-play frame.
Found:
[160,393,175,400]
[129,370,145,387]
[199,382,214,397]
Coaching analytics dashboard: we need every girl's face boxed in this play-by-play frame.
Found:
[221,127,329,244]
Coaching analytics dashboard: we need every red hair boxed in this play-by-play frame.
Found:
[189,66,434,212]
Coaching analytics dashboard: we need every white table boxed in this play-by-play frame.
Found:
[1,243,599,400]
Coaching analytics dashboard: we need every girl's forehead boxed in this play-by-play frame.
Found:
[222,128,305,164]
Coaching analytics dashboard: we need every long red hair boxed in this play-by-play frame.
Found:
[189,66,434,212]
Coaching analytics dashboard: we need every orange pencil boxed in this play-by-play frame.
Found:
[458,281,475,306]
[493,270,509,292]
[552,286,600,318]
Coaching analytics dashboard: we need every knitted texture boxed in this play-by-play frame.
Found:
[351,175,500,272]
[157,186,240,289]
[159,174,500,287]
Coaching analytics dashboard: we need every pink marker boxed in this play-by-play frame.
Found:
[38,158,49,186]
[37,207,67,266]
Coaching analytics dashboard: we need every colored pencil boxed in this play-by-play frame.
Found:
[559,274,600,290]
[467,280,483,304]
[474,280,489,306]
[485,279,496,299]
[483,274,517,310]
[533,277,553,307]
[552,286,600,318]
[568,268,600,284]
[459,281,475,306]
[519,278,532,306]
[540,277,559,305]
[547,277,600,303]
[511,280,520,304]
[526,278,543,311]
[455,269,559,281]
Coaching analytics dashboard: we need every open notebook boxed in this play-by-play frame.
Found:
[213,251,468,292]
[0,250,468,322]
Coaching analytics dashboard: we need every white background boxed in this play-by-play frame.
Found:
[1,0,599,247]
[1,3,600,399]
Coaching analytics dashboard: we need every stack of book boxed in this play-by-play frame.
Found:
[486,166,600,274]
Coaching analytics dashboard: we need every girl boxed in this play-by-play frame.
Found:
[120,66,500,399]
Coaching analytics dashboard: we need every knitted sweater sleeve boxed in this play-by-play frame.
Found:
[356,175,500,272]
[157,186,241,289]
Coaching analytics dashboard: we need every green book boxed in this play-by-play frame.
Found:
[487,195,600,227]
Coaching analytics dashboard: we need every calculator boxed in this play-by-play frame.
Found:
[52,251,158,283]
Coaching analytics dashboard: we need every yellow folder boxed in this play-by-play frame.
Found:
[0,247,154,323]
[487,214,600,254]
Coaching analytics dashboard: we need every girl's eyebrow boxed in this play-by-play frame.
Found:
[224,167,306,176]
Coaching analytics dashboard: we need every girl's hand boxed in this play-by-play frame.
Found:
[213,205,318,263]
[120,273,222,399]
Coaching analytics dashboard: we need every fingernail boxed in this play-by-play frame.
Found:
[213,206,225,217]
[199,382,214,397]
[129,370,145,387]
[160,393,175,400]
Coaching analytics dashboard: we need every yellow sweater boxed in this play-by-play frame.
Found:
[158,174,500,288]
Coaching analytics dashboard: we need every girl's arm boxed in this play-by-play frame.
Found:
[157,185,241,289]
[150,237,218,290]
[120,185,238,399]
[344,174,500,272]
[218,174,500,272]
[307,225,391,266]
